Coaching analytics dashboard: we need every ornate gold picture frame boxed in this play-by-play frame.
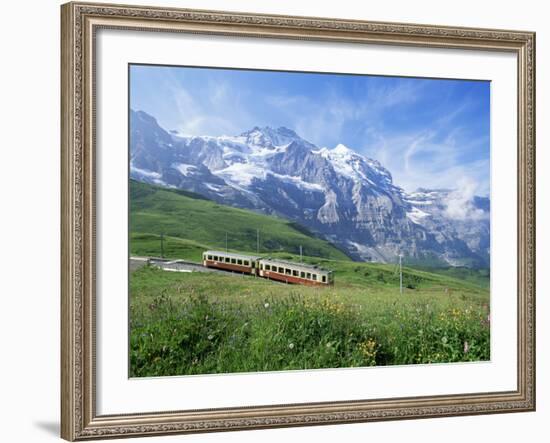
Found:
[61,1,535,440]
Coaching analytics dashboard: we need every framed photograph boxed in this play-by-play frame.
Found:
[61,1,536,440]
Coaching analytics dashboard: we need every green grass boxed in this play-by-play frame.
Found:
[129,180,490,377]
[130,180,350,261]
[266,252,488,295]
[130,265,490,377]
[412,266,490,289]
[130,233,209,263]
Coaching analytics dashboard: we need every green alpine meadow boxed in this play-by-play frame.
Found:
[129,181,490,377]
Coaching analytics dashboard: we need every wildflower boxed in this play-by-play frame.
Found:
[441,336,448,344]
[358,339,377,363]
[264,303,270,309]
[207,334,214,340]
[288,343,294,350]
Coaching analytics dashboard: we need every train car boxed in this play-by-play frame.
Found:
[257,258,334,286]
[202,250,261,275]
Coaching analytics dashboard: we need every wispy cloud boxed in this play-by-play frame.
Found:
[444,177,489,220]
[160,71,244,136]
[264,77,425,148]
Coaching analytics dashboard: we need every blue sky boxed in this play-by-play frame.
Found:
[130,64,490,196]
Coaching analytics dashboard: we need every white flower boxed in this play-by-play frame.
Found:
[264,303,270,308]
[207,334,214,340]
[288,343,294,349]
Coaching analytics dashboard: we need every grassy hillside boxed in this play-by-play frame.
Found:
[130,180,350,261]
[130,266,490,376]
[129,180,490,377]
[413,266,490,289]
[263,251,487,293]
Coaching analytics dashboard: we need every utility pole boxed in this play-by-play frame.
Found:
[257,229,260,254]
[399,254,403,295]
[160,232,164,259]
[225,232,228,252]
[300,245,303,262]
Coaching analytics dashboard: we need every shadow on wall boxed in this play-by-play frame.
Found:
[33,421,59,437]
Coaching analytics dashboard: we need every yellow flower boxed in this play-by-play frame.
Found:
[358,338,378,362]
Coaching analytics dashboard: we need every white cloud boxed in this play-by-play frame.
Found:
[159,71,248,137]
[444,177,488,220]
[363,101,489,195]
[264,80,423,149]
[364,79,425,109]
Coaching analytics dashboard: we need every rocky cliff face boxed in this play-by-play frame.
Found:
[130,109,490,267]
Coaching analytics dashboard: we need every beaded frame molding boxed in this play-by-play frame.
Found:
[61,2,535,440]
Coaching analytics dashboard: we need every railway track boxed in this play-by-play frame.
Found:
[130,256,256,277]
[129,257,290,285]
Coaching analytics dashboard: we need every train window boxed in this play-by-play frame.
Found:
[307,273,311,279]
[207,255,212,260]
[244,260,249,266]
[231,258,236,264]
[237,259,243,265]
[312,274,317,281]
[300,271,305,278]
[225,257,230,263]
[285,268,291,275]
[278,267,284,273]
[293,270,299,277]
[265,264,270,271]
[213,256,218,261]
[322,275,326,283]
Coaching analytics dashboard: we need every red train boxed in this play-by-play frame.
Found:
[202,250,334,286]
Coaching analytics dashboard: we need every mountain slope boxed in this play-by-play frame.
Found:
[130,110,490,267]
[130,180,351,261]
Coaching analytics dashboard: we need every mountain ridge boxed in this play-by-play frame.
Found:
[130,109,490,267]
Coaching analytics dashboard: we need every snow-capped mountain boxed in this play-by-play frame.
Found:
[130,109,490,267]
